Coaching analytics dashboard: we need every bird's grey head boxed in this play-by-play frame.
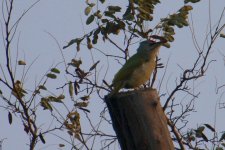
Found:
[137,40,162,53]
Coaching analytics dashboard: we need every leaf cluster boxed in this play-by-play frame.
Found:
[64,0,201,51]
[184,124,225,149]
[64,111,82,140]
[158,5,193,48]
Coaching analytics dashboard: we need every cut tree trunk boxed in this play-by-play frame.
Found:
[105,88,174,150]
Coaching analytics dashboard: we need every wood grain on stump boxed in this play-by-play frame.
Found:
[105,88,174,150]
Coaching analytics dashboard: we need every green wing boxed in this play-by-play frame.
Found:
[112,53,144,85]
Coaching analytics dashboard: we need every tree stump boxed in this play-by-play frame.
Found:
[105,88,174,150]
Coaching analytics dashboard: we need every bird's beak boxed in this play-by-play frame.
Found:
[157,37,167,44]
[150,35,167,44]
[156,41,163,45]
[153,41,163,48]
[154,38,167,48]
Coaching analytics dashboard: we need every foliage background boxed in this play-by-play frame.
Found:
[0,0,225,149]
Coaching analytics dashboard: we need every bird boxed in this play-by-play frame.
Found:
[111,37,165,95]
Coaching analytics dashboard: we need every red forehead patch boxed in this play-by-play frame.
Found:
[148,39,156,43]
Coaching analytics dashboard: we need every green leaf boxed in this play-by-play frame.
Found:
[165,34,174,42]
[0,89,2,94]
[59,144,65,147]
[54,99,62,103]
[69,81,74,97]
[201,132,208,142]
[18,60,26,65]
[175,22,184,28]
[94,10,102,19]
[101,19,108,23]
[80,95,90,101]
[57,94,65,100]
[220,33,225,38]
[195,126,205,138]
[162,43,170,48]
[204,124,215,132]
[197,126,205,132]
[184,0,200,4]
[99,0,105,3]
[92,34,98,44]
[97,13,102,19]
[48,96,63,103]
[220,132,225,141]
[88,3,95,7]
[94,27,101,35]
[39,85,47,90]
[39,132,46,144]
[123,5,132,20]
[108,6,121,12]
[86,15,94,25]
[51,68,60,74]
[179,5,193,12]
[75,102,89,107]
[70,59,82,68]
[8,112,12,125]
[123,13,134,21]
[78,107,90,113]
[41,98,53,111]
[89,60,100,71]
[85,6,92,16]
[163,27,175,35]
[87,37,93,49]
[46,73,57,79]
[167,20,177,26]
[63,38,83,49]
[87,43,93,49]
[138,7,149,14]
[181,20,189,26]
[104,11,116,18]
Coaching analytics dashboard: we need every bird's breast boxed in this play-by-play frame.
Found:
[124,60,156,88]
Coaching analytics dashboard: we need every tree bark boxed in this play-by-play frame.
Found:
[105,88,174,150]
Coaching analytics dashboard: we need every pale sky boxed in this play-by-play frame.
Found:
[0,0,225,150]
